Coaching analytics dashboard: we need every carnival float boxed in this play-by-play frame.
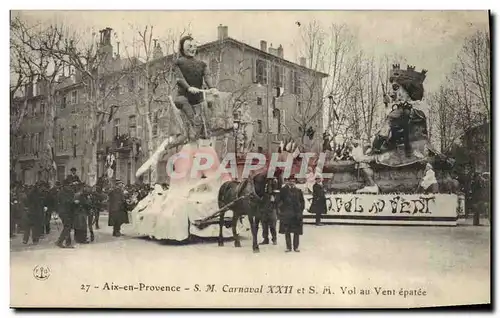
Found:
[293,64,461,225]
[130,33,460,245]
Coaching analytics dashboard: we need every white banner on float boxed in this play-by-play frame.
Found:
[303,193,459,226]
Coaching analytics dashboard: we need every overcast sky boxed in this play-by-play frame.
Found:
[14,10,489,93]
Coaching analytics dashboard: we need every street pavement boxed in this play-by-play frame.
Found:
[10,216,490,308]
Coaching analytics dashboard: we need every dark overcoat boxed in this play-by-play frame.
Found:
[108,188,129,227]
[25,187,46,226]
[310,183,327,215]
[278,184,305,235]
[57,186,75,224]
[72,191,90,230]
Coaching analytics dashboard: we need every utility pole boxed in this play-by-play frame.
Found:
[328,95,337,141]
[266,65,271,153]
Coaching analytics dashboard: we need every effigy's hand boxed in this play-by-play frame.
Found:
[209,88,219,96]
[188,87,200,94]
[383,94,391,106]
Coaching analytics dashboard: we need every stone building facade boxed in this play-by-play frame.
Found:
[11,25,328,185]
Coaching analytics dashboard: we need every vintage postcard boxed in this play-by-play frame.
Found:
[9,10,491,308]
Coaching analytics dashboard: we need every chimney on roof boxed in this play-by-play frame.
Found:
[217,24,228,41]
[100,27,113,46]
[277,44,284,58]
[268,43,278,56]
[153,39,163,59]
[260,40,267,52]
[300,57,306,67]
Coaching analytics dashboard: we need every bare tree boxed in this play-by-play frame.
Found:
[428,86,463,153]
[459,30,490,120]
[288,21,354,150]
[47,26,126,186]
[10,17,65,182]
[322,23,359,139]
[121,25,187,184]
[203,39,255,155]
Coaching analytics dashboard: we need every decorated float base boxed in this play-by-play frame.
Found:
[131,178,249,241]
[303,193,459,226]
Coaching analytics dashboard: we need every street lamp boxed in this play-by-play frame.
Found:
[233,110,241,156]
[232,111,241,181]
[328,94,337,140]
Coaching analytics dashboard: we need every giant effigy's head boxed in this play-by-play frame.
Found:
[388,64,428,102]
[179,35,198,58]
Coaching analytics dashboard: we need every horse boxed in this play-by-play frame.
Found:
[217,172,280,253]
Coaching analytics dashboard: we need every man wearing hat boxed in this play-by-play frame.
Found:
[65,167,81,185]
[108,180,128,237]
[56,181,76,248]
[277,174,305,252]
[310,174,327,226]
[23,181,49,245]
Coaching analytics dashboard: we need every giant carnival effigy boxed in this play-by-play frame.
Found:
[130,35,249,241]
[130,34,461,247]
[295,64,461,225]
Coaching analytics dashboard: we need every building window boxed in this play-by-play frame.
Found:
[293,72,302,95]
[152,112,159,137]
[256,59,268,85]
[61,95,67,109]
[257,120,263,133]
[31,102,36,117]
[72,125,78,158]
[257,97,262,106]
[71,126,77,146]
[99,127,105,144]
[210,58,218,76]
[21,136,26,154]
[71,91,78,104]
[35,133,41,154]
[40,101,46,116]
[59,128,64,150]
[272,109,281,134]
[113,119,120,138]
[39,132,44,152]
[273,65,283,87]
[129,115,137,138]
[128,78,135,92]
[29,134,34,154]
[99,81,106,95]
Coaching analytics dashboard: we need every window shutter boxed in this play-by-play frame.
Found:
[289,70,295,93]
[265,61,270,85]
[251,57,257,83]
[280,66,285,89]
[281,109,286,127]
[137,116,144,140]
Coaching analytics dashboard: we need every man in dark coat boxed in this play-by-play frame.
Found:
[10,183,26,237]
[23,182,48,245]
[310,175,327,226]
[260,178,279,245]
[65,167,81,185]
[72,182,90,244]
[108,180,128,237]
[56,181,76,248]
[43,181,60,235]
[278,175,305,253]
